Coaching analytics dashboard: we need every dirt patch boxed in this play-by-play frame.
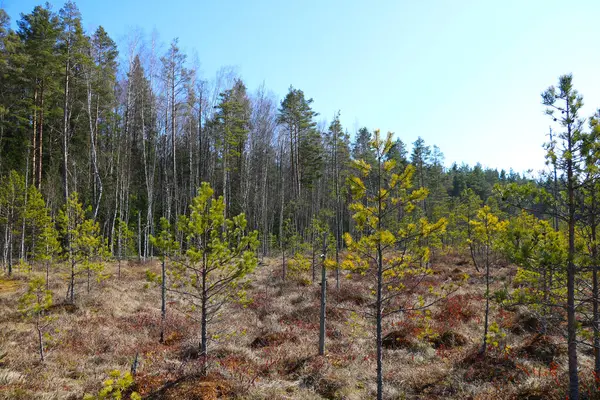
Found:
[460,348,523,383]
[281,356,312,376]
[520,334,561,364]
[48,302,78,314]
[145,373,231,400]
[250,332,297,349]
[301,374,343,399]
[429,330,468,349]
[382,330,418,350]
[511,308,541,334]
[333,284,369,306]
[180,343,202,360]
[285,303,345,326]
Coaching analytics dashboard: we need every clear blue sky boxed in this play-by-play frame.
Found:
[4,0,600,174]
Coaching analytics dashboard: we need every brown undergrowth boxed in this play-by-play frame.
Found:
[0,252,595,399]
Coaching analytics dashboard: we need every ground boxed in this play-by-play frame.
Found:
[0,252,597,399]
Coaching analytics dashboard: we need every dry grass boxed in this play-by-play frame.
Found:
[0,252,595,399]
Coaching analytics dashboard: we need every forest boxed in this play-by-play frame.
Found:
[1,2,600,399]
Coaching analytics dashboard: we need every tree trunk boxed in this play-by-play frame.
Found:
[20,156,29,262]
[282,249,286,282]
[69,257,75,303]
[38,83,44,190]
[7,220,13,276]
[376,154,384,400]
[594,265,600,377]
[222,145,228,220]
[566,100,579,400]
[87,85,102,220]
[481,245,490,354]
[36,319,44,362]
[62,57,70,203]
[311,236,316,283]
[334,128,341,290]
[591,189,599,378]
[200,253,208,375]
[32,87,38,190]
[171,65,177,220]
[160,257,166,343]
[279,139,285,280]
[138,213,142,261]
[45,260,50,291]
[318,234,328,355]
[261,148,269,258]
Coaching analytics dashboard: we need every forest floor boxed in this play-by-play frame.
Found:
[0,252,598,399]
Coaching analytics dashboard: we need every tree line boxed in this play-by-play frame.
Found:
[0,2,528,267]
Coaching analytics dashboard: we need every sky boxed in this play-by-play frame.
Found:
[3,0,600,175]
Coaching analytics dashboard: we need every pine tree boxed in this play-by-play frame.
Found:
[583,109,600,376]
[115,218,134,279]
[58,1,88,203]
[17,4,61,190]
[214,79,250,218]
[85,26,118,219]
[279,218,299,282]
[148,217,179,343]
[343,129,447,400]
[277,86,320,231]
[467,205,508,353]
[19,275,53,361]
[326,112,350,289]
[172,182,258,371]
[58,192,108,302]
[25,184,59,288]
[36,218,60,290]
[504,211,566,333]
[542,74,586,399]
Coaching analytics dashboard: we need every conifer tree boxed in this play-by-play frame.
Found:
[277,87,320,230]
[411,136,431,214]
[148,217,179,343]
[58,192,108,302]
[279,218,297,282]
[214,79,250,218]
[307,216,330,283]
[85,26,118,219]
[115,218,134,279]
[583,109,600,376]
[172,182,258,370]
[343,129,447,400]
[36,219,60,290]
[17,5,61,189]
[25,185,59,288]
[504,211,566,333]
[19,275,53,361]
[542,74,585,399]
[277,87,318,198]
[58,1,88,203]
[467,205,508,353]
[326,112,349,289]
